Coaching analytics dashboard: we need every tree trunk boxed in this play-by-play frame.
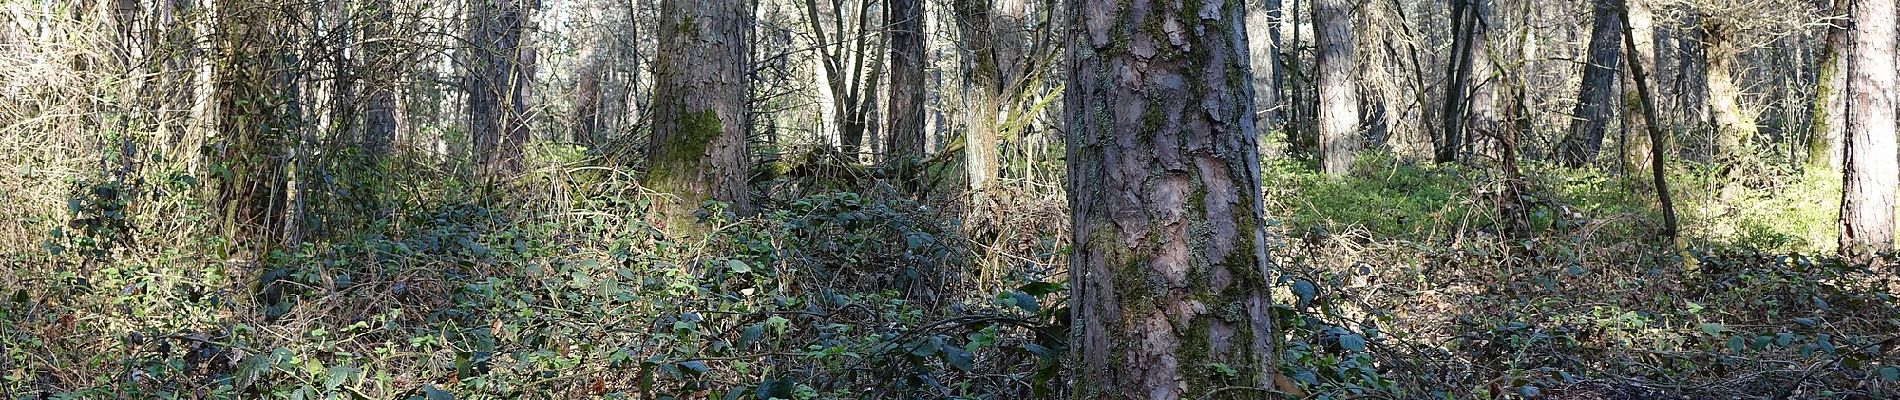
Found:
[1558,0,1621,167]
[213,0,294,249]
[1248,0,1283,134]
[884,0,926,166]
[1618,0,1654,175]
[1704,24,1757,167]
[1067,0,1279,396]
[1808,0,1849,170]
[648,0,752,214]
[1315,0,1357,175]
[951,0,1023,191]
[467,0,536,176]
[362,0,398,156]
[1840,0,1898,256]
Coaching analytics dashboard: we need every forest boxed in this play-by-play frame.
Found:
[2,0,1899,398]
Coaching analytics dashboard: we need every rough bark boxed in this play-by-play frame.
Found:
[885,0,926,166]
[1621,0,1680,245]
[1807,0,1849,170]
[1066,0,1279,396]
[1315,0,1358,175]
[1559,0,1621,167]
[1840,0,1898,255]
[648,0,752,214]
[1439,0,1475,163]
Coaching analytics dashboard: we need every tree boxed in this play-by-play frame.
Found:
[1839,0,1897,256]
[362,0,399,156]
[884,0,926,166]
[1807,0,1849,170]
[800,0,885,160]
[213,0,297,248]
[1617,0,1655,174]
[950,0,1024,191]
[467,0,538,176]
[648,0,753,214]
[1066,0,1279,397]
[1247,0,1283,135]
[1315,0,1358,175]
[1558,0,1622,167]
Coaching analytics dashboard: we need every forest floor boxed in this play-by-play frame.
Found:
[3,150,1898,399]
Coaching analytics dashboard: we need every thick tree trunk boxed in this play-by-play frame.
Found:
[1559,0,1621,167]
[648,0,752,214]
[1840,0,1898,256]
[1315,0,1358,175]
[1067,0,1278,396]
[467,0,536,176]
[884,0,926,165]
[1807,0,1849,170]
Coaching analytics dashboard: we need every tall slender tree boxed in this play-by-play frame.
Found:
[1839,0,1897,256]
[884,0,926,167]
[213,0,296,248]
[649,0,753,214]
[1807,0,1849,170]
[1066,0,1279,397]
[1315,0,1358,175]
[467,0,537,176]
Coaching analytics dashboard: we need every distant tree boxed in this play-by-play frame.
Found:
[1248,0,1284,135]
[1315,0,1358,175]
[1066,0,1280,397]
[648,0,753,213]
[1618,0,1655,174]
[362,0,399,157]
[467,0,538,176]
[1807,0,1849,171]
[1558,0,1622,167]
[884,0,926,167]
[1839,0,1897,256]
[213,0,296,247]
[950,0,1024,191]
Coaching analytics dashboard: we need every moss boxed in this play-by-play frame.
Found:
[648,109,722,191]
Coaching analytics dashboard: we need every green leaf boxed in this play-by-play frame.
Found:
[1004,291,1040,314]
[1338,333,1366,352]
[1018,282,1063,297]
[679,360,710,375]
[1292,280,1317,307]
[1879,366,1899,382]
[422,384,455,400]
[941,347,974,372]
[727,259,752,274]
[1699,322,1724,336]
[1727,336,1747,354]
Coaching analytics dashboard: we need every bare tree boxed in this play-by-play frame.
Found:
[884,0,926,167]
[1807,0,1849,170]
[467,0,538,176]
[1559,0,1622,167]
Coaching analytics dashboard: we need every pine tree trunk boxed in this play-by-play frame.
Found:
[1840,0,1898,256]
[1248,0,1283,134]
[648,0,752,214]
[467,0,535,176]
[1315,0,1358,175]
[1067,0,1278,396]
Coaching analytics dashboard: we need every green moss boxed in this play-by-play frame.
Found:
[648,109,722,190]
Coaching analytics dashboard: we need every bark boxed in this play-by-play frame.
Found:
[467,0,536,176]
[1439,0,1474,163]
[1066,0,1278,396]
[1703,24,1757,166]
[1558,0,1621,167]
[1315,0,1358,175]
[1464,0,1496,159]
[884,0,926,165]
[952,0,1026,191]
[1840,0,1898,255]
[1807,0,1849,170]
[648,0,752,214]
[1618,0,1654,174]
[802,0,884,160]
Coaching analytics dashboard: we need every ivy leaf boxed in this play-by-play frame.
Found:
[679,360,710,375]
[1699,323,1724,336]
[1292,280,1317,307]
[1338,333,1366,352]
[941,347,974,372]
[1879,366,1899,382]
[1004,291,1040,314]
[422,384,455,400]
[727,259,752,274]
